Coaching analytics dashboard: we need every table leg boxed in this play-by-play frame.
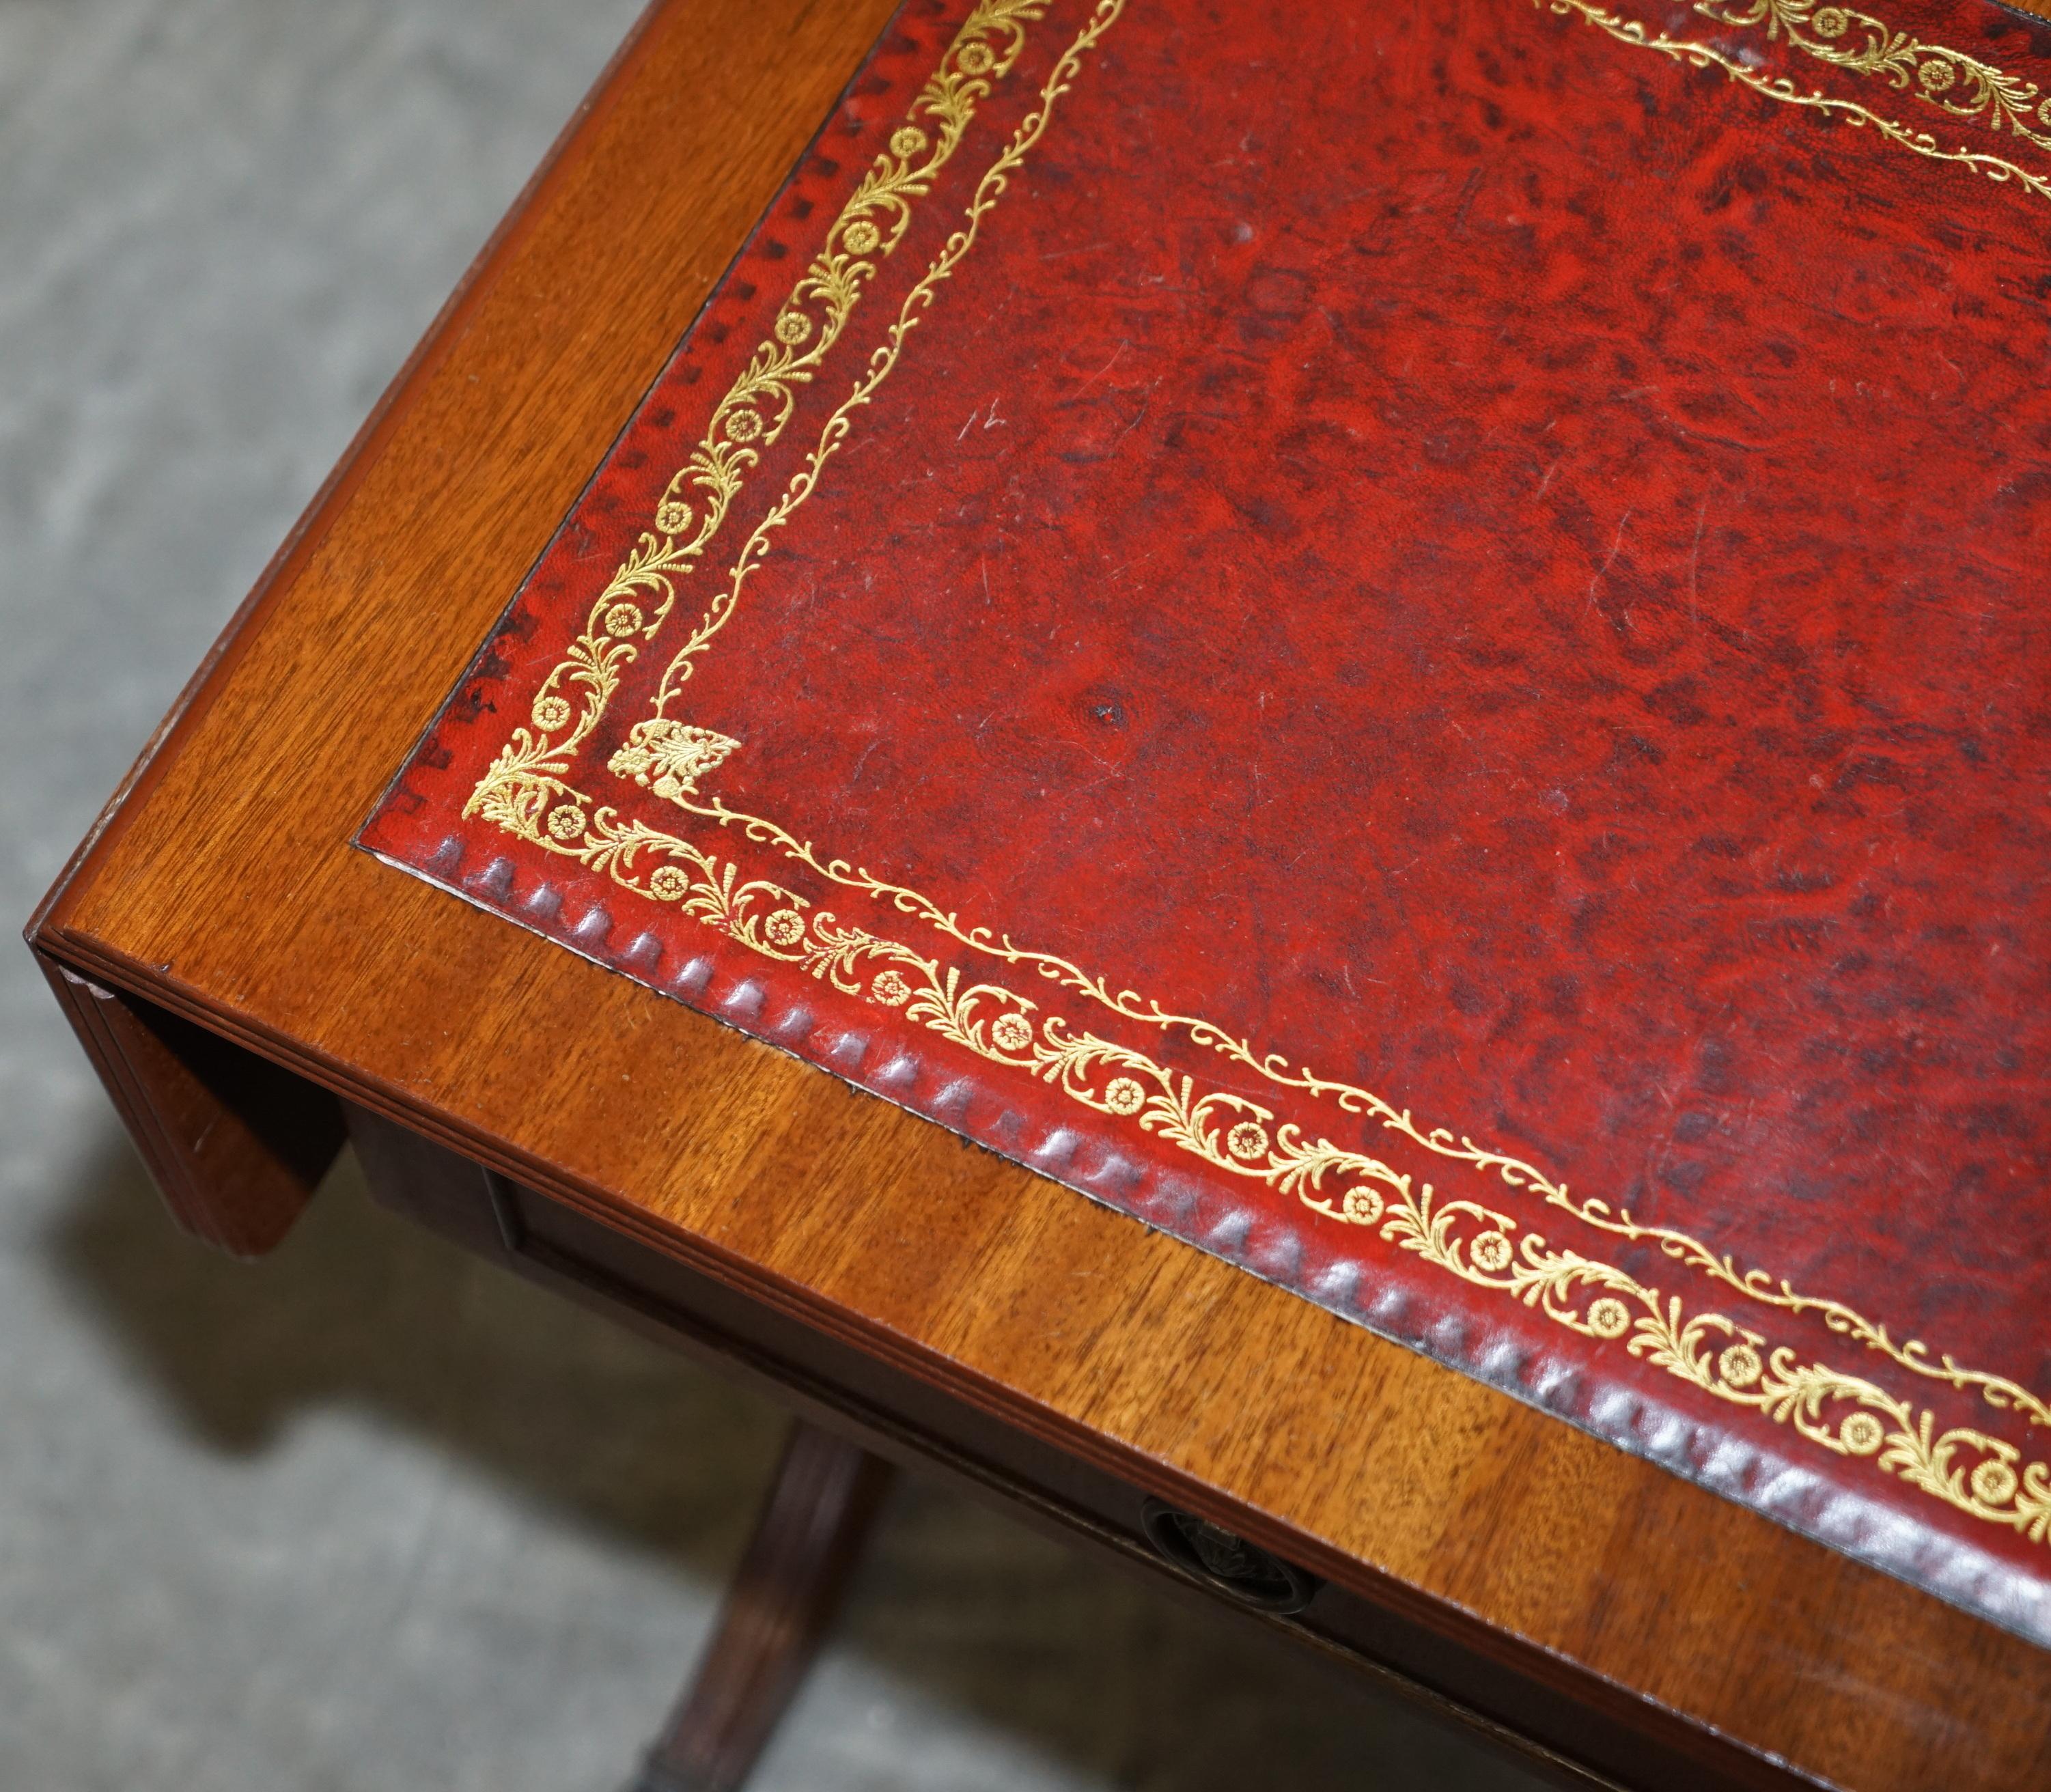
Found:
[630,1421,895,1792]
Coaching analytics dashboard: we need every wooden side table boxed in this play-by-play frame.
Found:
[29,2,2051,1787]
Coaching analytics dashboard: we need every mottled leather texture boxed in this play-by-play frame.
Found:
[363,0,2051,1641]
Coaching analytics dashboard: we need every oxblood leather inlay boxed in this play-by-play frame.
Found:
[362,0,2051,1641]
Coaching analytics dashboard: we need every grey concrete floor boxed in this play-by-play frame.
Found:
[0,3,1551,1787]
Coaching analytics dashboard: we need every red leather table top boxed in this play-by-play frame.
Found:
[362,0,2051,1642]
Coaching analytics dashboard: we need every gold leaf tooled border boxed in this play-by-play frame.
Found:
[1697,0,2051,155]
[1546,0,2051,204]
[480,807,2051,1549]
[475,1,1055,809]
[459,0,2051,1551]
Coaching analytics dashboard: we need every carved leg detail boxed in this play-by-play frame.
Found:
[630,1422,894,1792]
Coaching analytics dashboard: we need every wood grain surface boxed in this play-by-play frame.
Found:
[29,1,2051,1787]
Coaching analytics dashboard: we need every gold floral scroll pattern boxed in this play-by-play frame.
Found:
[466,0,1049,821]
[1541,0,2051,206]
[1697,0,2051,152]
[477,0,1126,835]
[639,0,1127,730]
[673,787,2051,1439]
[456,0,2051,1547]
[468,797,2051,1550]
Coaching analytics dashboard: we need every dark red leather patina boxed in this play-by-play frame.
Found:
[363,0,2051,1640]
